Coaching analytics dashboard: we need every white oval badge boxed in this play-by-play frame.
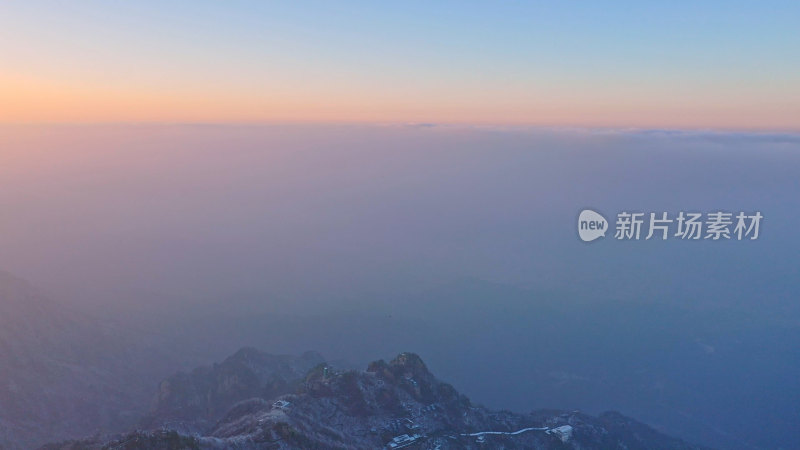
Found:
[578,209,608,242]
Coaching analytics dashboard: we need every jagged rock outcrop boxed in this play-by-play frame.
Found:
[44,349,711,449]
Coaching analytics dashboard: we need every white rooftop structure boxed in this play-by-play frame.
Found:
[549,425,573,442]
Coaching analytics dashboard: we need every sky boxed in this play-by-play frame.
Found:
[1,3,799,447]
[1,1,798,129]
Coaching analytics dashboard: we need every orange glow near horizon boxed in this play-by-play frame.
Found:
[2,3,799,131]
[2,73,797,131]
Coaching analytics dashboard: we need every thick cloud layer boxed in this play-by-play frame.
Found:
[0,124,798,448]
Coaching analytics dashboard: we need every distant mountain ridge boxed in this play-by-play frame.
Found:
[43,349,711,449]
[142,347,325,432]
[0,271,136,448]
[0,272,718,449]
[0,271,179,449]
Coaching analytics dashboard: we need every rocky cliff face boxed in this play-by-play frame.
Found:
[43,350,710,450]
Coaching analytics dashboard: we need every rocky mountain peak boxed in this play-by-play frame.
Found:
[42,347,711,450]
[390,352,429,373]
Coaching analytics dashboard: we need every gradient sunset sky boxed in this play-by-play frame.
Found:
[2,1,798,129]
